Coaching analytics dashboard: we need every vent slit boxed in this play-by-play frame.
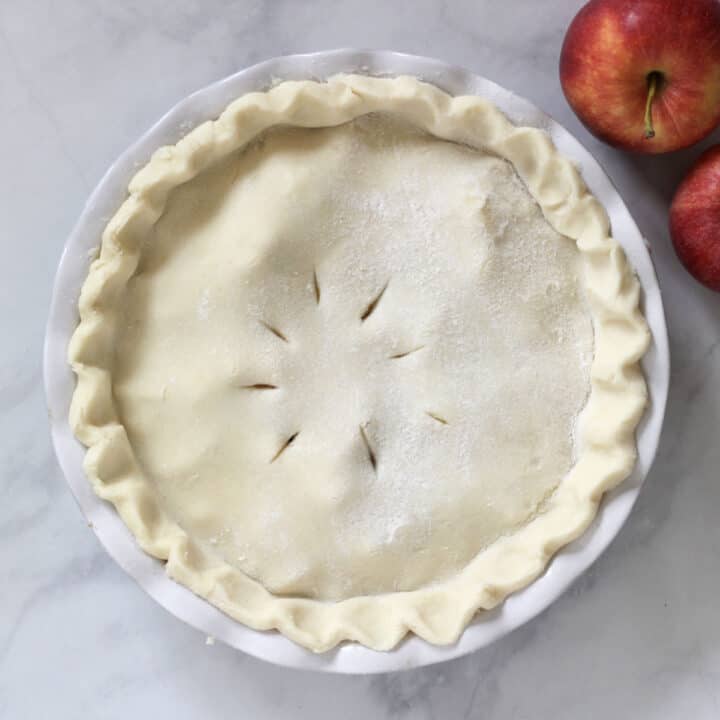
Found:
[270,432,299,463]
[312,269,321,304]
[260,321,289,343]
[359,424,377,472]
[360,281,389,322]
[389,345,425,360]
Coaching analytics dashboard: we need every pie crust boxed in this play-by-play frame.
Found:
[69,74,649,652]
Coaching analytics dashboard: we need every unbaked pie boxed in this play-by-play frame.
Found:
[69,74,649,651]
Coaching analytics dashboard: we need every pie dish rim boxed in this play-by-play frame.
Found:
[44,49,670,674]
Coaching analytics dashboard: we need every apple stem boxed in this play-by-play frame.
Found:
[644,72,661,140]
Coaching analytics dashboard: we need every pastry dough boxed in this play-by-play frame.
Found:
[69,75,649,651]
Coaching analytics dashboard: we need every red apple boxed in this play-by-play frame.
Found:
[670,146,720,291]
[560,0,720,153]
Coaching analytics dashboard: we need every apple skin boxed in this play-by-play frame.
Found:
[560,0,720,153]
[670,145,720,291]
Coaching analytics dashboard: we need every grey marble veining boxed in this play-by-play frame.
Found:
[1,1,719,717]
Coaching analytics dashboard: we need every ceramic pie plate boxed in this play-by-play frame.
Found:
[44,50,669,674]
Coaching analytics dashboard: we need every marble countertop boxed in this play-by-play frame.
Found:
[2,0,719,717]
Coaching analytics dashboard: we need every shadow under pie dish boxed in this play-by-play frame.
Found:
[68,73,650,653]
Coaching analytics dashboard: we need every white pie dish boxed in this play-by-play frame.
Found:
[44,49,669,674]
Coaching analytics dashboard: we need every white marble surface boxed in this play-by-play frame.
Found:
[2,0,719,717]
